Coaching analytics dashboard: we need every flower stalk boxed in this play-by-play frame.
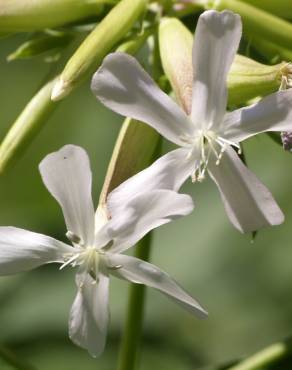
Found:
[227,338,292,370]
[0,77,59,174]
[117,233,152,370]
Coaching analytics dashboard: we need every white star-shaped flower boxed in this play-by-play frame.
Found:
[91,10,292,233]
[0,145,207,357]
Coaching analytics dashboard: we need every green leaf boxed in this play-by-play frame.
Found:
[7,33,73,61]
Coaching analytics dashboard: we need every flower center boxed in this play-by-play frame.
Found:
[181,130,240,182]
[61,231,123,287]
[61,246,102,282]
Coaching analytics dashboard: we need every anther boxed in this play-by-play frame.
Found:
[108,264,123,270]
[66,231,82,245]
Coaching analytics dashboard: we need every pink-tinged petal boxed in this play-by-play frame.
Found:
[106,253,207,318]
[191,10,242,130]
[39,145,95,246]
[208,146,284,233]
[69,272,110,357]
[91,52,194,146]
[0,227,73,275]
[222,90,292,142]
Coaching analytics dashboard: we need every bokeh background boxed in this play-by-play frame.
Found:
[0,33,292,370]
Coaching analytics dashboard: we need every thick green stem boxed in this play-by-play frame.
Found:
[227,339,292,370]
[117,233,152,370]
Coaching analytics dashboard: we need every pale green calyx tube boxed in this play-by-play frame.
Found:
[0,0,104,32]
[159,17,286,110]
[51,0,147,101]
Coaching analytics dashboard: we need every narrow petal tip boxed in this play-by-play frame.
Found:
[51,78,69,101]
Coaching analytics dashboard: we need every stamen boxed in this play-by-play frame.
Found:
[108,264,123,270]
[60,253,79,270]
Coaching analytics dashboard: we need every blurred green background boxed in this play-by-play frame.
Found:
[0,34,292,370]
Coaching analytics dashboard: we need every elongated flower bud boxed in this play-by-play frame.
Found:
[0,0,104,32]
[159,18,193,114]
[51,0,147,101]
[203,0,292,50]
[0,77,58,173]
[99,118,160,207]
[241,0,292,20]
[159,17,284,110]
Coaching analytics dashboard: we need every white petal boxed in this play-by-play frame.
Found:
[39,145,95,246]
[106,189,194,254]
[91,52,194,146]
[107,148,195,216]
[191,10,242,129]
[106,254,207,318]
[69,272,110,357]
[208,146,284,233]
[0,227,73,275]
[222,90,292,142]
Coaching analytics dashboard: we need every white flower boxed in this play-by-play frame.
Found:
[91,10,292,233]
[0,145,207,357]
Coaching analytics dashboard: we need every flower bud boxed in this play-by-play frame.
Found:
[159,17,193,114]
[0,77,59,173]
[51,0,147,101]
[99,118,160,206]
[0,0,104,32]
[204,0,292,50]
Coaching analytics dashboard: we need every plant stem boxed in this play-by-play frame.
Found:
[0,345,37,370]
[117,232,152,370]
[227,339,292,370]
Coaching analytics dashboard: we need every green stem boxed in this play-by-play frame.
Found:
[117,233,152,370]
[227,339,292,370]
[0,345,37,370]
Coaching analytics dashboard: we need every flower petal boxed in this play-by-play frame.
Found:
[191,10,242,129]
[107,148,195,215]
[0,227,73,275]
[69,272,110,357]
[208,146,284,233]
[222,90,292,142]
[106,189,194,254]
[91,52,194,146]
[106,253,207,318]
[39,145,95,246]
